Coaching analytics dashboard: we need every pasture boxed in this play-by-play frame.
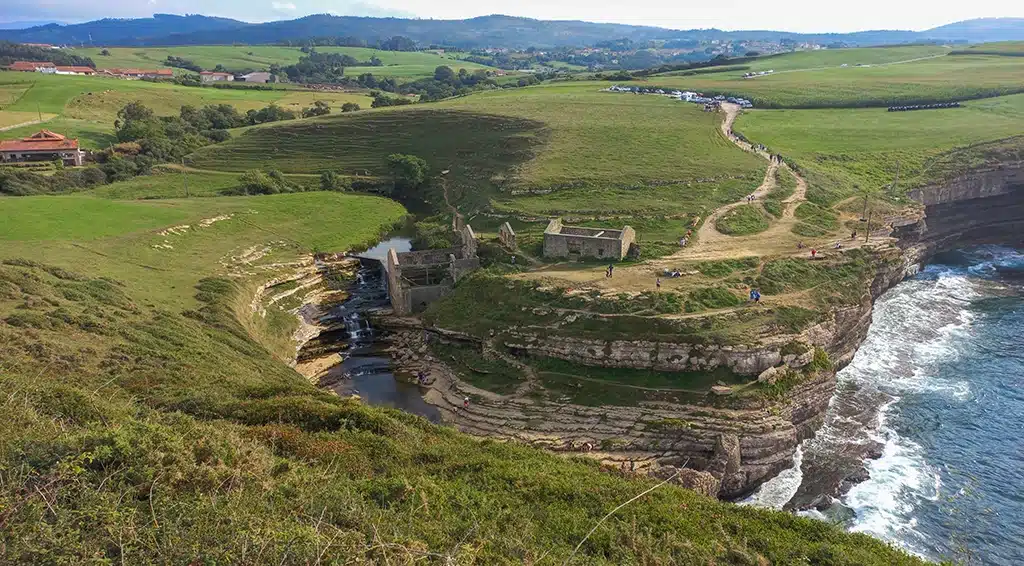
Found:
[0,73,373,147]
[735,92,1024,202]
[651,52,1024,108]
[0,191,405,308]
[69,45,497,79]
[186,81,766,230]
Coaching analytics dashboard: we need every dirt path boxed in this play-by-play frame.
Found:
[0,119,45,132]
[674,103,811,261]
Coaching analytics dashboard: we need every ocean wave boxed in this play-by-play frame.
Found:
[740,446,804,509]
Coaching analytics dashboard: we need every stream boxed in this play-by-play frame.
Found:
[298,236,440,423]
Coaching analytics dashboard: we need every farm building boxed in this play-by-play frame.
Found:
[240,71,271,83]
[543,218,635,261]
[6,61,55,72]
[54,66,95,75]
[200,71,234,83]
[0,130,84,166]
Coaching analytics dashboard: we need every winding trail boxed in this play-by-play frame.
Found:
[665,102,810,262]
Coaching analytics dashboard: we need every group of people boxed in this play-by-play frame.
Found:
[605,264,615,278]
[749,288,762,303]
[746,194,757,204]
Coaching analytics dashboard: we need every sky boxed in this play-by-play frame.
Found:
[2,0,1023,32]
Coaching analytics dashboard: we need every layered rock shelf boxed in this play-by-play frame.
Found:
[374,158,1024,500]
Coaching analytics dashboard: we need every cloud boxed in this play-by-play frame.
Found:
[271,1,297,11]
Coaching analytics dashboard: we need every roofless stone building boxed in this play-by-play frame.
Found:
[543,218,635,261]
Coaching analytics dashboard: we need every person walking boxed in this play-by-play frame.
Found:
[607,264,614,278]
[810,248,817,259]
[463,397,470,409]
[656,277,661,289]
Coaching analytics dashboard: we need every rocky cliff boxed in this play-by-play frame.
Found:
[384,159,1024,500]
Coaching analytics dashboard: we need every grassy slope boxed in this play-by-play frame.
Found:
[0,185,922,564]
[0,192,405,310]
[443,83,763,189]
[651,52,1024,108]
[0,73,373,148]
[71,45,496,77]
[735,93,1024,202]
[737,45,949,72]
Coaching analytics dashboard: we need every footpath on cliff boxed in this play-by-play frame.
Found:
[511,102,900,305]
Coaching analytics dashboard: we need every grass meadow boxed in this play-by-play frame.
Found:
[735,92,1024,202]
[651,52,1024,108]
[0,73,374,147]
[69,45,496,78]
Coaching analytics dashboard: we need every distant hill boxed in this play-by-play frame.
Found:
[2,13,1024,49]
[922,18,1024,42]
[0,14,246,46]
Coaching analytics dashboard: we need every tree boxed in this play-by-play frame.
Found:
[115,101,163,142]
[238,170,278,195]
[341,102,361,112]
[434,65,456,83]
[386,154,429,191]
[320,170,349,192]
[302,100,331,118]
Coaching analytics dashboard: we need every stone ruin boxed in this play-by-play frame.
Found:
[498,221,516,250]
[543,218,635,261]
[386,224,479,316]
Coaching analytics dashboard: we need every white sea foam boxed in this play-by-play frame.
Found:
[740,446,804,509]
[836,263,975,556]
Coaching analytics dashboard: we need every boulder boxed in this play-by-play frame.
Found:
[711,385,734,396]
[650,466,721,498]
[757,366,786,384]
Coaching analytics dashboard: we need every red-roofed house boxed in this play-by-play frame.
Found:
[199,71,234,83]
[0,130,84,166]
[7,61,56,72]
[54,66,96,75]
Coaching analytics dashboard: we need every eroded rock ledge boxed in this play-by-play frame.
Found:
[379,159,1024,500]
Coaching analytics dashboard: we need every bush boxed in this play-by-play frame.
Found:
[319,170,349,192]
[341,102,361,112]
[386,153,429,191]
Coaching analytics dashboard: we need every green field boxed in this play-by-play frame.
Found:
[69,45,497,78]
[0,73,374,148]
[736,92,1024,202]
[652,51,1024,108]
[951,41,1024,56]
[737,45,949,73]
[189,82,765,222]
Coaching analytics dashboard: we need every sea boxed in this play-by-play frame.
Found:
[743,246,1024,565]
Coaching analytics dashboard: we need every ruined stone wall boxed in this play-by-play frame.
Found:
[498,222,516,249]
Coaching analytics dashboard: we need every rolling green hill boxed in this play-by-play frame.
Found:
[71,45,497,79]
[0,73,373,148]
[735,92,1024,204]
[651,51,1024,108]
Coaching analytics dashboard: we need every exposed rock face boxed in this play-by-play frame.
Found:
[382,158,1024,501]
[503,333,786,375]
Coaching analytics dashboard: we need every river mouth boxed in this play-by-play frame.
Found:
[297,236,441,423]
[744,246,1024,564]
